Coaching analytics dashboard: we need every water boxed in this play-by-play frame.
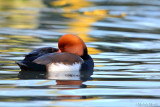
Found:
[0,0,160,106]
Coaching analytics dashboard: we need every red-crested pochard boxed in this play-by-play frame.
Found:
[17,34,94,81]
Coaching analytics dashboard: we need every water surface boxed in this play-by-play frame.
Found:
[0,0,160,106]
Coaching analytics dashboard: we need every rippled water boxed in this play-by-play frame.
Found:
[1,0,160,106]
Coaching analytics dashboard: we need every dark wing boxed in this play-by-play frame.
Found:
[16,47,58,71]
[16,61,46,71]
[24,47,59,62]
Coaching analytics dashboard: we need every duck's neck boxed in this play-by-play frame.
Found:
[81,48,88,60]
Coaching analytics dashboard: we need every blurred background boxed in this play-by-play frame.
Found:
[0,0,160,106]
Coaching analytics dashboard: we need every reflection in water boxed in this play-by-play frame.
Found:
[0,0,44,29]
[18,70,89,101]
[18,69,92,81]
[41,0,124,55]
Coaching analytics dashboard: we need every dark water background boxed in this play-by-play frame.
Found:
[0,0,160,106]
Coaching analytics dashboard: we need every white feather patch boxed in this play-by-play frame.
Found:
[47,63,81,80]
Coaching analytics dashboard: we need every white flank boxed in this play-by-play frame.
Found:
[47,63,81,80]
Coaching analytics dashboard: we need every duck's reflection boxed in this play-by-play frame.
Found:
[18,70,90,99]
[18,70,92,84]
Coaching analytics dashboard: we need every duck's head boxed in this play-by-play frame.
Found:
[58,34,87,57]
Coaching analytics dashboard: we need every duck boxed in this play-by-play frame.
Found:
[17,34,94,81]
